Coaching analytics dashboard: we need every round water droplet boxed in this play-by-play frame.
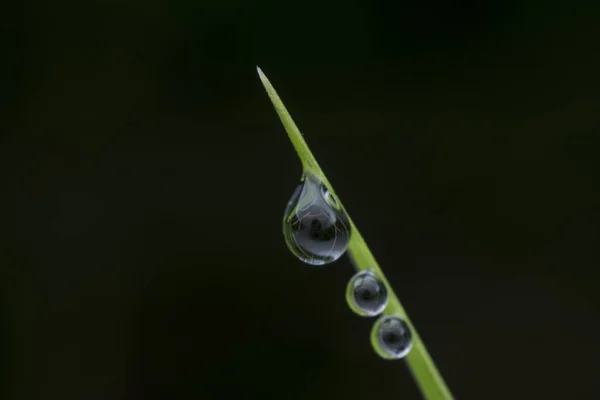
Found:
[371,316,413,360]
[346,271,388,317]
[283,174,351,265]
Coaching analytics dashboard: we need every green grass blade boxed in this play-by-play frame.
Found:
[257,66,454,400]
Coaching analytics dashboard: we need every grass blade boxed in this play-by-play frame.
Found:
[257,66,454,400]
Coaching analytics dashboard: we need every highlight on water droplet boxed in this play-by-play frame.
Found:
[346,270,388,317]
[371,316,413,360]
[283,174,351,265]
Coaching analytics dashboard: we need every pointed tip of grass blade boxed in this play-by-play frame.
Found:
[256,67,322,176]
[256,66,271,93]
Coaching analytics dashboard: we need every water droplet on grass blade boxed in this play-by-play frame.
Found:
[346,271,388,317]
[283,174,351,265]
[371,316,413,360]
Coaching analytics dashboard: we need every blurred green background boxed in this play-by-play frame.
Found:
[1,0,599,399]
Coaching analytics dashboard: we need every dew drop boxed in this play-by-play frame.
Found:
[346,271,388,317]
[283,174,351,265]
[371,316,413,360]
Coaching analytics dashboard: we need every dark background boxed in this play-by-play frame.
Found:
[1,0,599,399]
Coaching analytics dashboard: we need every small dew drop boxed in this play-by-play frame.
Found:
[346,271,388,317]
[283,174,351,265]
[371,316,413,360]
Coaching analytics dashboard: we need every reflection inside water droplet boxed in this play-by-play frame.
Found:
[371,316,413,360]
[283,174,351,265]
[346,271,388,317]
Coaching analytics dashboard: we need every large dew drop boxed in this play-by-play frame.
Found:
[346,271,389,317]
[371,316,413,360]
[283,174,351,265]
